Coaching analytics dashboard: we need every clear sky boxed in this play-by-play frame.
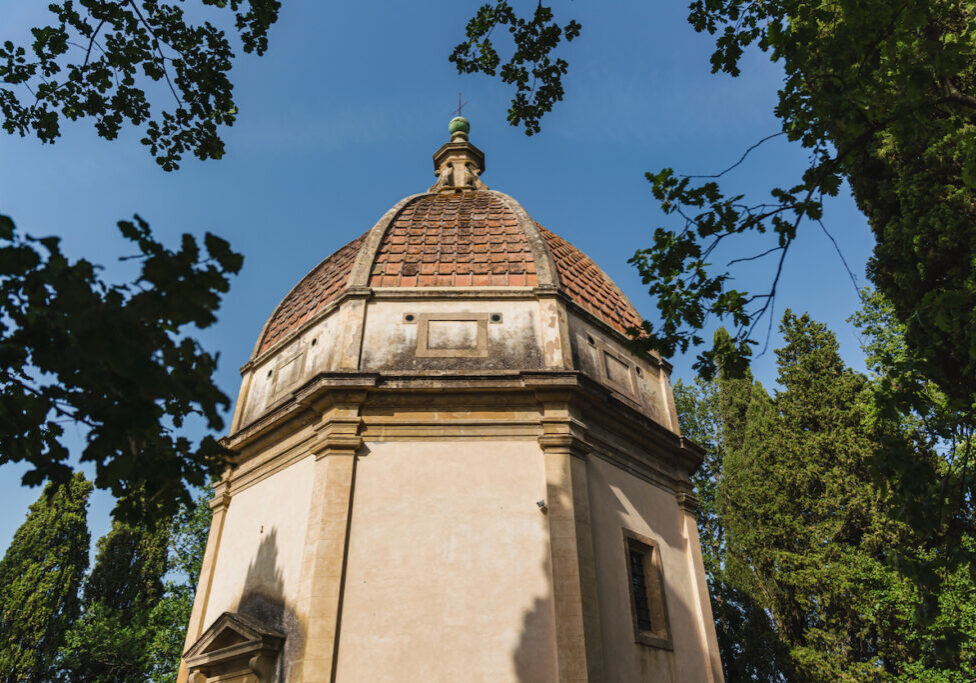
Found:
[0,1,874,553]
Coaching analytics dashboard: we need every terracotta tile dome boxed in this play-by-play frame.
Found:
[369,193,537,289]
[257,231,367,354]
[256,190,643,356]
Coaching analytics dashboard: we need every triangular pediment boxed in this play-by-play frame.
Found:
[185,611,285,660]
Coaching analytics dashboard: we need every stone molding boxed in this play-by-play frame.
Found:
[219,371,704,497]
[675,491,700,517]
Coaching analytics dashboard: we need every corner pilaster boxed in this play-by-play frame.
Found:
[536,287,574,370]
[675,491,724,683]
[292,393,365,682]
[177,482,232,683]
[538,394,604,682]
[332,289,370,371]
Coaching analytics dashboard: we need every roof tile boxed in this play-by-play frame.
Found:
[256,192,643,357]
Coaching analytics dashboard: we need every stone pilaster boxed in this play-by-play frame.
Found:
[291,393,364,682]
[538,394,604,682]
[332,289,370,371]
[676,492,724,683]
[177,483,232,683]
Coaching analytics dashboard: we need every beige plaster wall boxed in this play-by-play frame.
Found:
[359,296,544,372]
[335,440,558,682]
[567,313,672,429]
[203,453,316,673]
[586,456,710,683]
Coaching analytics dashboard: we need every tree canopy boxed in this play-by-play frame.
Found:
[454,1,976,411]
[1,0,281,170]
[0,213,241,520]
[0,481,212,681]
[677,313,976,679]
[0,474,92,682]
[1,1,284,519]
[59,518,170,681]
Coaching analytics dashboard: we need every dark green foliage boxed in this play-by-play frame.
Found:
[637,1,976,407]
[0,212,242,521]
[146,489,213,680]
[450,1,580,135]
[850,290,976,654]
[674,361,793,681]
[0,0,282,170]
[57,489,212,682]
[83,522,169,612]
[59,518,169,681]
[0,474,92,682]
[454,2,976,413]
[720,312,905,678]
[689,312,976,680]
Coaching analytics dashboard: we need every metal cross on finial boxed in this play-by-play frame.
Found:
[452,92,468,117]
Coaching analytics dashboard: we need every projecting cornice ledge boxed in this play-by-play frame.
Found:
[220,369,702,479]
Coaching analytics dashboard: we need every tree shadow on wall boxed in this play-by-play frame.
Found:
[512,547,558,683]
[513,595,557,682]
[238,528,304,681]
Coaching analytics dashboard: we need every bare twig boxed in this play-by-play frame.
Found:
[126,0,183,107]
[683,132,786,179]
[815,218,862,297]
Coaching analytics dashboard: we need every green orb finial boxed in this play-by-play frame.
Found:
[449,116,470,135]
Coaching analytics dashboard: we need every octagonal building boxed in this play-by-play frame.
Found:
[179,119,723,683]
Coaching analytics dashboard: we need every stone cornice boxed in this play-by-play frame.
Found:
[219,368,705,499]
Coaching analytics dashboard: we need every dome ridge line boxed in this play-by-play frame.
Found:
[347,193,427,288]
[485,189,560,288]
[249,231,369,361]
[536,223,644,331]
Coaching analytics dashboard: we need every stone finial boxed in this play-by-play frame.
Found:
[430,116,489,192]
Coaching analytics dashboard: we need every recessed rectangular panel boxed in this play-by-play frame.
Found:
[273,351,305,396]
[427,320,479,350]
[415,313,489,358]
[604,351,632,389]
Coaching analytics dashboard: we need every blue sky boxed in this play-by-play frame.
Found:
[0,1,874,552]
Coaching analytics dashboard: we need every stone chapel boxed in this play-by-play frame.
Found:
[178,118,723,682]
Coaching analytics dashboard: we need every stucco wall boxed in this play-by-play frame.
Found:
[335,440,558,682]
[203,454,316,672]
[241,310,343,427]
[566,313,672,430]
[586,456,710,683]
[359,297,544,372]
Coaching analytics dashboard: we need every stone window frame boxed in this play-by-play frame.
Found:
[414,312,489,358]
[622,528,673,650]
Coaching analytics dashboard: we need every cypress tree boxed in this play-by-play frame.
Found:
[675,359,793,681]
[59,518,169,681]
[719,312,920,680]
[0,473,92,682]
[146,489,212,681]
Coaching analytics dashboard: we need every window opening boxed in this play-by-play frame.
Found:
[629,547,653,631]
[624,531,673,649]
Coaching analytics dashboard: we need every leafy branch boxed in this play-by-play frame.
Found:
[0,213,242,522]
[450,1,581,135]
[0,0,281,170]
